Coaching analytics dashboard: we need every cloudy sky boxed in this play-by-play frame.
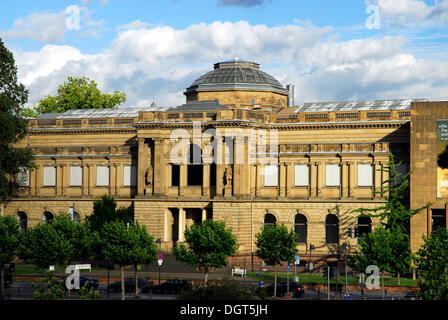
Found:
[1,0,448,109]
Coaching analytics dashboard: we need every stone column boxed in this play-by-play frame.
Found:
[202,164,210,197]
[153,138,163,196]
[179,164,186,196]
[202,208,207,222]
[113,164,118,196]
[89,163,95,196]
[145,144,153,196]
[215,137,225,197]
[374,161,382,198]
[241,136,250,197]
[255,164,263,197]
[30,165,37,197]
[105,164,111,196]
[310,161,318,198]
[137,138,148,196]
[62,164,68,197]
[250,164,256,197]
[381,161,389,198]
[279,162,286,198]
[286,163,293,198]
[341,161,348,199]
[317,162,323,198]
[178,208,186,242]
[349,162,356,199]
[56,163,63,196]
[82,163,89,197]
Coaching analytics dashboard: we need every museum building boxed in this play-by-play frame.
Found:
[3,59,448,264]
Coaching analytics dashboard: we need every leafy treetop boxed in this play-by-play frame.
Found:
[22,76,126,117]
[0,37,34,201]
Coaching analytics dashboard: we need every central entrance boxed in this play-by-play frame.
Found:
[169,207,213,244]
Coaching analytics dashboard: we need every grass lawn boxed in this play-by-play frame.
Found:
[246,272,418,287]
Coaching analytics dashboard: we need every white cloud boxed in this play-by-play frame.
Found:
[0,7,106,43]
[116,20,151,31]
[0,11,67,43]
[370,0,448,27]
[13,20,448,110]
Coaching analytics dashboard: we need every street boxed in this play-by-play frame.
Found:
[3,281,415,301]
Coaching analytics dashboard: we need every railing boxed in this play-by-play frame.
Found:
[37,119,56,126]
[88,119,108,125]
[114,118,133,124]
[336,112,359,119]
[305,113,329,120]
[63,119,82,126]
[367,111,391,118]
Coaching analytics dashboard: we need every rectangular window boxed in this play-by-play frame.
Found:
[171,165,180,187]
[357,164,373,187]
[123,165,137,186]
[264,165,279,187]
[43,166,56,186]
[70,166,82,186]
[432,209,446,231]
[17,167,30,186]
[391,162,408,186]
[294,164,309,186]
[96,166,109,186]
[187,165,203,186]
[210,163,216,187]
[325,164,340,187]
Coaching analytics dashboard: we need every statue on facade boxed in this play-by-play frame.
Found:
[224,165,233,187]
[145,164,153,186]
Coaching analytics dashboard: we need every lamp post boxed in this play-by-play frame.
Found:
[342,242,350,300]
[308,244,315,300]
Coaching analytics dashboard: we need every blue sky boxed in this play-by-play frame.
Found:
[1,0,448,108]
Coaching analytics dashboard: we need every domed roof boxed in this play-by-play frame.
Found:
[185,59,288,95]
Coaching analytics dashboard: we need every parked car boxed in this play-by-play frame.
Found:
[146,279,192,294]
[266,281,305,297]
[107,278,153,293]
[404,292,418,300]
[63,276,99,291]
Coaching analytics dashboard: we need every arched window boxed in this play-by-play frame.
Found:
[357,216,372,238]
[42,211,54,224]
[325,214,339,244]
[264,214,277,227]
[187,144,203,186]
[294,214,307,243]
[17,211,28,232]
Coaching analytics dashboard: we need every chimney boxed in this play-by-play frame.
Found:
[287,84,295,107]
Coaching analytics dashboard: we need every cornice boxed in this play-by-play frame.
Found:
[29,127,136,135]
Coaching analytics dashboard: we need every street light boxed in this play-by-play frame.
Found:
[308,244,315,300]
[342,242,350,300]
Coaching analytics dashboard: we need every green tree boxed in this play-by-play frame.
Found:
[348,226,397,298]
[351,154,430,284]
[414,227,448,300]
[19,212,92,269]
[0,216,21,300]
[100,220,157,300]
[173,220,237,286]
[0,38,35,202]
[22,76,126,117]
[254,224,297,297]
[31,270,66,300]
[126,222,158,297]
[78,281,99,300]
[86,194,132,233]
